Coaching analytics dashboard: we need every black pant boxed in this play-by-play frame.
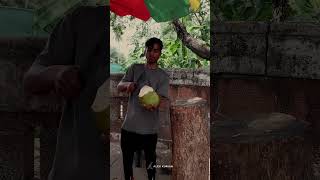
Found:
[121,129,158,180]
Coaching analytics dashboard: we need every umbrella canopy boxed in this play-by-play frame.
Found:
[110,0,200,22]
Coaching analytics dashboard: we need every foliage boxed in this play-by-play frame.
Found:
[111,0,210,70]
[212,0,273,21]
[110,13,127,41]
[212,0,320,21]
[120,38,210,71]
[288,0,320,21]
[110,47,125,64]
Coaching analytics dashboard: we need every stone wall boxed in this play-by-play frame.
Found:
[212,22,320,178]
[212,22,320,79]
[212,21,320,125]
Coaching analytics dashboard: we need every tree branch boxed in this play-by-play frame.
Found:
[172,20,210,60]
[193,13,202,26]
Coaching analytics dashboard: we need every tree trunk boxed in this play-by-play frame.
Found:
[170,97,210,180]
[272,0,290,22]
[212,113,314,180]
[172,20,210,60]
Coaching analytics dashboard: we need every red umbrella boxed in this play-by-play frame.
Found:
[110,0,201,22]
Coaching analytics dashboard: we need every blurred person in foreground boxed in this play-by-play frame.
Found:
[23,1,109,180]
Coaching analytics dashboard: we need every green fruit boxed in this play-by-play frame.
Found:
[94,106,109,132]
[91,80,109,132]
[139,85,160,107]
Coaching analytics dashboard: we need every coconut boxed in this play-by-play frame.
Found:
[94,107,109,132]
[139,85,160,107]
[91,79,109,132]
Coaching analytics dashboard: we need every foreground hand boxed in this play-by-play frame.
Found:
[54,65,82,99]
[126,82,136,93]
[143,104,158,111]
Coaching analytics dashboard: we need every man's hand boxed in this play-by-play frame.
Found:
[158,97,169,111]
[142,97,169,111]
[117,81,136,94]
[126,82,136,93]
[143,104,158,111]
[53,65,82,99]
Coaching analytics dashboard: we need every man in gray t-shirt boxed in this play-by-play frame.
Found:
[117,37,169,180]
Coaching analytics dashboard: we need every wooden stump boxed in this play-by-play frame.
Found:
[212,112,314,180]
[170,97,210,180]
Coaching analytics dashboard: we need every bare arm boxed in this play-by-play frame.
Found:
[117,81,129,92]
[117,81,136,93]
[117,64,136,93]
[158,97,170,111]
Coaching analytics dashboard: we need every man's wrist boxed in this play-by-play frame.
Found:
[118,82,133,92]
[42,66,65,86]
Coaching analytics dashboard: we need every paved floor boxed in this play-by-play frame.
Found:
[34,136,171,180]
[110,133,172,180]
[31,136,320,180]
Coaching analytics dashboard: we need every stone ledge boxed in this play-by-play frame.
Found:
[212,21,267,75]
[212,21,268,34]
[270,22,320,37]
[165,68,209,86]
[212,21,320,79]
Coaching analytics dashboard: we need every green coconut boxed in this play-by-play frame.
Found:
[91,80,109,132]
[139,85,160,107]
[94,107,109,132]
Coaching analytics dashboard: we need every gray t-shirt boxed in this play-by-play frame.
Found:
[121,63,169,134]
[30,6,108,180]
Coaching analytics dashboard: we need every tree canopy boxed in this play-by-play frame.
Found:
[110,0,210,70]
